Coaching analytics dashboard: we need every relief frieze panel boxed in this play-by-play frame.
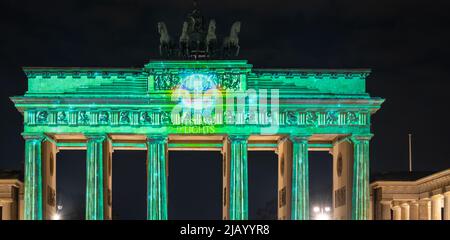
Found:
[25,109,369,127]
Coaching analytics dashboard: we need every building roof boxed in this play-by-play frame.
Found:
[370,171,438,182]
[0,169,23,181]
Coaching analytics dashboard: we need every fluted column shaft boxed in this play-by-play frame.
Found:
[23,133,45,220]
[291,135,310,220]
[146,135,168,220]
[351,134,372,220]
[418,198,431,220]
[431,194,443,220]
[392,205,402,220]
[409,201,419,220]
[85,134,107,220]
[380,201,392,220]
[444,192,450,220]
[229,135,248,220]
[401,203,410,220]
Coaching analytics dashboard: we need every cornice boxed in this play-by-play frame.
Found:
[251,69,371,79]
[23,68,142,79]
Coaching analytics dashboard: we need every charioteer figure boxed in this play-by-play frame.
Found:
[157,1,241,59]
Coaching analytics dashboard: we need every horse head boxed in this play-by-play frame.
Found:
[230,21,241,36]
[208,19,216,33]
[158,22,171,44]
[157,22,166,35]
[207,19,217,43]
[180,21,189,42]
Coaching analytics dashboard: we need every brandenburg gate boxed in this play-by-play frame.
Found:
[10,6,383,221]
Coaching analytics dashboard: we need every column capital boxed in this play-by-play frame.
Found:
[391,205,401,210]
[84,133,108,141]
[380,200,392,205]
[431,194,444,200]
[400,202,410,207]
[227,134,249,141]
[22,132,46,141]
[290,134,311,143]
[350,133,373,143]
[277,136,289,144]
[443,191,450,197]
[146,134,168,143]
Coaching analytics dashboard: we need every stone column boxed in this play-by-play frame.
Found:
[146,135,168,220]
[444,192,450,220]
[392,204,402,220]
[400,202,410,220]
[23,133,45,220]
[85,134,107,220]
[228,135,249,220]
[418,198,431,220]
[431,194,443,220]
[350,134,372,220]
[380,201,392,220]
[291,134,310,220]
[1,203,11,220]
[409,201,419,220]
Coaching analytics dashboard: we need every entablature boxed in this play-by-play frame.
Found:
[21,60,376,97]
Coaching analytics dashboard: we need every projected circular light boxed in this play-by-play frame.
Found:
[177,74,218,112]
[180,74,216,92]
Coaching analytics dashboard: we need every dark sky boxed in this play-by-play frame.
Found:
[1,0,450,219]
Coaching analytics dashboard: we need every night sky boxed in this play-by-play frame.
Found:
[1,0,450,219]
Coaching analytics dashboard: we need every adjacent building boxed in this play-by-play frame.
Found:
[370,168,450,220]
[0,170,23,220]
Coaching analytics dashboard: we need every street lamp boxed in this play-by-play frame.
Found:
[52,213,61,220]
[52,204,63,220]
[313,205,331,220]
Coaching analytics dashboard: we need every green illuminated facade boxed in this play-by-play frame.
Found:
[11,60,383,220]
